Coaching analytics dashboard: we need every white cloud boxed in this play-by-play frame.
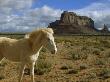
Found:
[0,0,110,32]
[0,0,33,14]
[74,2,110,28]
[0,4,62,32]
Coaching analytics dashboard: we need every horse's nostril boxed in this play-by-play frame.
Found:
[51,50,55,54]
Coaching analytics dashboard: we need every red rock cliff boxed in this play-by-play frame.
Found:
[49,11,98,34]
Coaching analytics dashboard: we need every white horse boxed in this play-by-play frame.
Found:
[0,28,57,82]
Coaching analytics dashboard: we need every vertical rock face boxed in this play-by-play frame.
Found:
[59,11,94,28]
[101,24,109,33]
[49,11,97,34]
[60,11,77,24]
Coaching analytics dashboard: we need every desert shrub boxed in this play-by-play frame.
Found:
[67,69,78,74]
[38,52,46,60]
[106,53,110,57]
[98,68,110,79]
[34,59,52,75]
[69,50,88,60]
[0,75,5,80]
[70,52,81,60]
[102,50,110,57]
[99,47,105,51]
[80,73,97,82]
[80,64,88,70]
[100,40,110,48]
[60,65,69,70]
[81,46,88,51]
[41,48,47,53]
[92,49,100,55]
[88,73,97,79]
[78,72,97,82]
[60,64,72,70]
[93,45,105,51]
[78,80,90,82]
[95,59,106,65]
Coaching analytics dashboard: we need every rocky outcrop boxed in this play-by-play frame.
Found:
[60,11,94,28]
[49,11,98,34]
[101,24,109,33]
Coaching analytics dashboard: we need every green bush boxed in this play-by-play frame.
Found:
[70,52,81,60]
[35,59,52,75]
[92,49,100,55]
[80,64,88,70]
[98,68,110,79]
[95,59,106,65]
[69,51,88,60]
[60,64,72,70]
[100,40,110,48]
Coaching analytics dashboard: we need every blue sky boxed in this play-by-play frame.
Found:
[32,0,97,10]
[0,0,110,32]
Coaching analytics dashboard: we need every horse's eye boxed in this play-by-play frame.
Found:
[47,38,50,41]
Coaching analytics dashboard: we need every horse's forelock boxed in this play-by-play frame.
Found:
[44,28,54,34]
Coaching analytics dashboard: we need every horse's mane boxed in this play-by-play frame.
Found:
[41,28,54,34]
[24,28,54,51]
[25,28,53,38]
[31,28,53,34]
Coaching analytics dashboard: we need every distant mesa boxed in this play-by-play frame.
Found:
[48,11,109,34]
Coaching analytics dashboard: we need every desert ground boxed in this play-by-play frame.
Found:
[0,35,110,82]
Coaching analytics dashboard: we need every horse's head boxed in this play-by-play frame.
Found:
[43,28,57,54]
[45,35,57,54]
[27,28,57,54]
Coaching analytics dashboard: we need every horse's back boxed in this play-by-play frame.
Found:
[0,37,17,43]
[0,37,18,60]
[0,37,32,62]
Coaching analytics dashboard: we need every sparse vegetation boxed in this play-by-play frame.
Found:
[70,51,81,60]
[0,75,5,80]
[80,64,88,70]
[92,49,101,55]
[95,59,106,65]
[98,68,110,79]
[0,35,110,82]
[67,69,78,74]
[60,64,72,70]
[34,59,52,75]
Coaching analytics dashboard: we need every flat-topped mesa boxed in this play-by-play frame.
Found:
[59,11,94,28]
[49,11,97,34]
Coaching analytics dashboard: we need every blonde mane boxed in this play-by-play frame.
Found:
[29,28,53,36]
[25,28,53,39]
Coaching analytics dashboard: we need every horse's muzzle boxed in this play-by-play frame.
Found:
[51,50,57,54]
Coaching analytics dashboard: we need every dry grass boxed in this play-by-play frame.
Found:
[0,35,110,82]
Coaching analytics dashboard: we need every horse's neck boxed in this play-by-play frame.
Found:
[33,45,43,54]
[28,38,44,54]
[27,32,45,54]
